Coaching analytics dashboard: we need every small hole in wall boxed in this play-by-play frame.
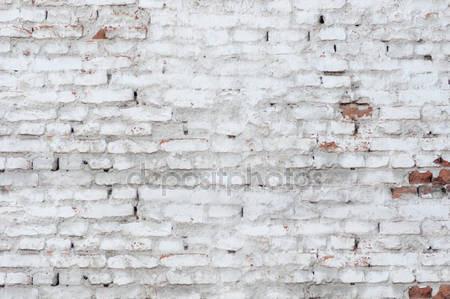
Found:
[182,121,188,135]
[265,31,269,42]
[307,31,310,41]
[386,45,389,52]
[51,273,59,286]
[424,55,432,61]
[353,238,359,251]
[52,158,59,171]
[333,44,337,52]
[319,15,325,24]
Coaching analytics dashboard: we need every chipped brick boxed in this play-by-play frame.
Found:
[92,28,107,39]
[340,103,373,120]
[433,157,450,167]
[418,185,446,199]
[409,171,433,184]
[319,141,338,152]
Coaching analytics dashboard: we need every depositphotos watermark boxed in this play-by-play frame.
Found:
[127,165,324,196]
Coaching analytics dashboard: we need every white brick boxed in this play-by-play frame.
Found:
[5,273,30,285]
[107,139,158,153]
[294,0,346,9]
[160,254,209,268]
[315,57,348,72]
[319,27,346,40]
[107,255,158,269]
[380,222,421,235]
[121,222,172,237]
[380,106,421,120]
[322,76,351,88]
[83,89,133,103]
[18,238,45,250]
[5,157,30,169]
[339,269,365,283]
[391,269,415,283]
[121,107,172,122]
[161,139,209,152]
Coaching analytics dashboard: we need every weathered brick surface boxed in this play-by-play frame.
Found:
[0,0,449,298]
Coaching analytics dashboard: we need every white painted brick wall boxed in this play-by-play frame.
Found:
[0,0,449,298]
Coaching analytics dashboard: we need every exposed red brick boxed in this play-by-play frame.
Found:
[409,171,433,184]
[319,141,338,152]
[434,169,450,185]
[433,284,450,299]
[92,28,107,39]
[434,157,450,167]
[409,286,432,299]
[340,103,373,120]
[391,186,417,199]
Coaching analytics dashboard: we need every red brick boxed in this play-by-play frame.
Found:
[391,186,417,199]
[319,141,338,152]
[409,286,432,298]
[434,157,450,167]
[92,28,107,39]
[340,103,373,120]
[433,285,450,299]
[409,171,433,184]
[434,169,450,185]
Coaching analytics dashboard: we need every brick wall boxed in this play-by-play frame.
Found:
[0,0,449,298]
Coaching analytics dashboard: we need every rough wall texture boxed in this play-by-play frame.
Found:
[0,0,449,298]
